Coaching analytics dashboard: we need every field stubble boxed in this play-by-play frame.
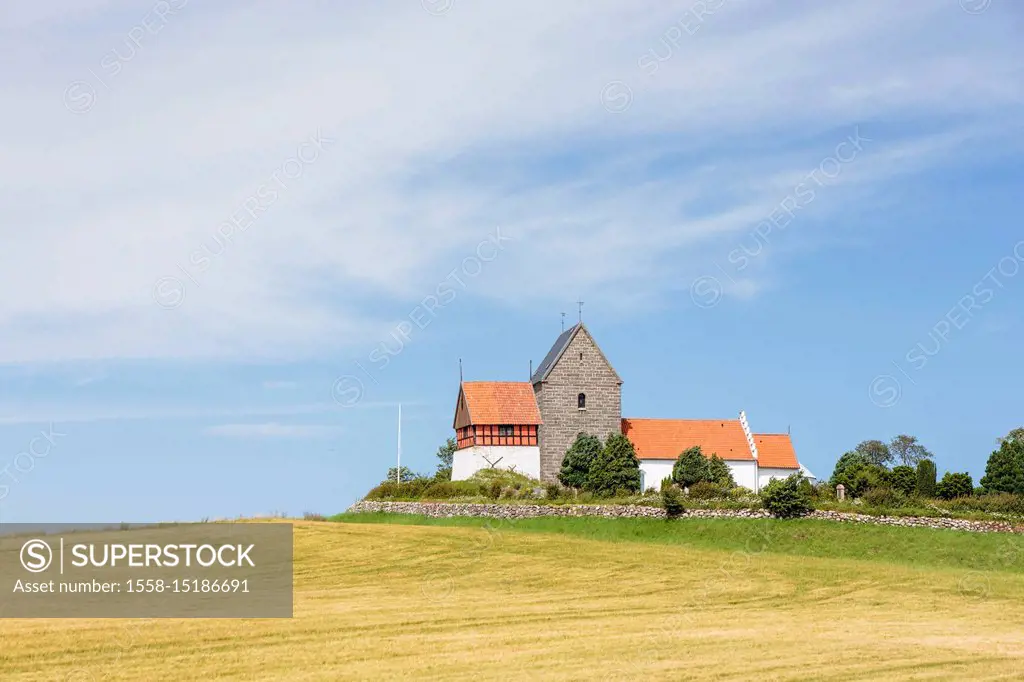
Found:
[1,519,1023,680]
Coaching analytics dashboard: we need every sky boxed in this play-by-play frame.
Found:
[0,0,1021,522]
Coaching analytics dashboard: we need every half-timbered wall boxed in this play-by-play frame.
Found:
[455,424,538,450]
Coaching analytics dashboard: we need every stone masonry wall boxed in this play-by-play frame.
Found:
[534,327,622,482]
[346,501,1024,534]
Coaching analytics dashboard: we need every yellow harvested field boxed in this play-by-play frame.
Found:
[3,520,1024,680]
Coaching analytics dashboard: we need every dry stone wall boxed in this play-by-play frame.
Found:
[346,501,1024,534]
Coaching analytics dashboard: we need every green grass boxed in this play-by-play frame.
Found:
[336,512,1024,574]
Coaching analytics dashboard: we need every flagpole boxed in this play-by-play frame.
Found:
[396,403,402,484]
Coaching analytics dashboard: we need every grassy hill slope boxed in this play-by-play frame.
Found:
[2,519,1024,680]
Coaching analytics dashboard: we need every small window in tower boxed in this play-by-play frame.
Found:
[580,352,584,360]
[578,393,586,410]
[498,425,514,437]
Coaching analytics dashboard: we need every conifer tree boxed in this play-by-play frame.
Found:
[673,446,709,488]
[980,439,1024,494]
[558,433,603,489]
[915,459,937,498]
[706,454,736,487]
[584,433,641,495]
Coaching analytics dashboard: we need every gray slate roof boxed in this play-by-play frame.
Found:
[531,323,581,383]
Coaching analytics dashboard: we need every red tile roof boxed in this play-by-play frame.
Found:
[621,418,754,461]
[461,382,542,425]
[753,434,800,469]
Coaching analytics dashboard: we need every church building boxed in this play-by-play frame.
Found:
[452,323,814,492]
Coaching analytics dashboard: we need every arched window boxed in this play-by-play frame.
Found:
[578,393,586,410]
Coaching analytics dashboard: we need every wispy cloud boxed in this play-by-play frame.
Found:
[203,422,343,439]
[0,0,1019,363]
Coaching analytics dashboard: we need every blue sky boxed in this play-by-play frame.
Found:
[0,0,1021,522]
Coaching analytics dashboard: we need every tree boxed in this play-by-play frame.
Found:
[980,438,1024,494]
[915,459,937,498]
[385,466,418,484]
[584,433,641,496]
[846,466,888,498]
[936,471,974,500]
[854,440,893,468]
[558,433,603,488]
[889,435,932,468]
[706,454,736,487]
[435,437,456,478]
[830,451,888,497]
[673,446,709,488]
[889,465,917,496]
[998,427,1024,445]
[830,451,871,485]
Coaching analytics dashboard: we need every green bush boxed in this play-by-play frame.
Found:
[810,483,836,501]
[544,482,562,500]
[889,466,916,496]
[936,471,974,500]
[470,468,536,490]
[584,433,641,496]
[942,492,1024,516]
[661,486,685,518]
[559,433,603,489]
[760,473,813,518]
[660,477,675,493]
[688,481,728,500]
[862,486,906,508]
[364,478,430,500]
[728,486,755,500]
[673,446,709,488]
[488,480,503,500]
[364,482,395,499]
[422,481,458,499]
[916,459,937,498]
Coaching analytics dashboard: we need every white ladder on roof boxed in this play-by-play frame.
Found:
[739,411,759,461]
[739,410,761,493]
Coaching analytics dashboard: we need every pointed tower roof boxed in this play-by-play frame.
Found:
[530,323,621,384]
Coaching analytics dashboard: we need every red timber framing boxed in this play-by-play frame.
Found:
[455,424,538,449]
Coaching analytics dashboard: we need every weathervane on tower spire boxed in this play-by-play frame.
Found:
[577,298,584,323]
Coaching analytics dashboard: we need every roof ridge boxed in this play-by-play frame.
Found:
[623,417,739,422]
[462,380,532,384]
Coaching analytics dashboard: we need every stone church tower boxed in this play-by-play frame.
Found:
[531,323,622,481]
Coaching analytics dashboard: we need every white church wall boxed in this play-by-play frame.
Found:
[758,467,801,490]
[452,446,541,481]
[638,460,674,492]
[728,460,758,491]
[640,459,758,492]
